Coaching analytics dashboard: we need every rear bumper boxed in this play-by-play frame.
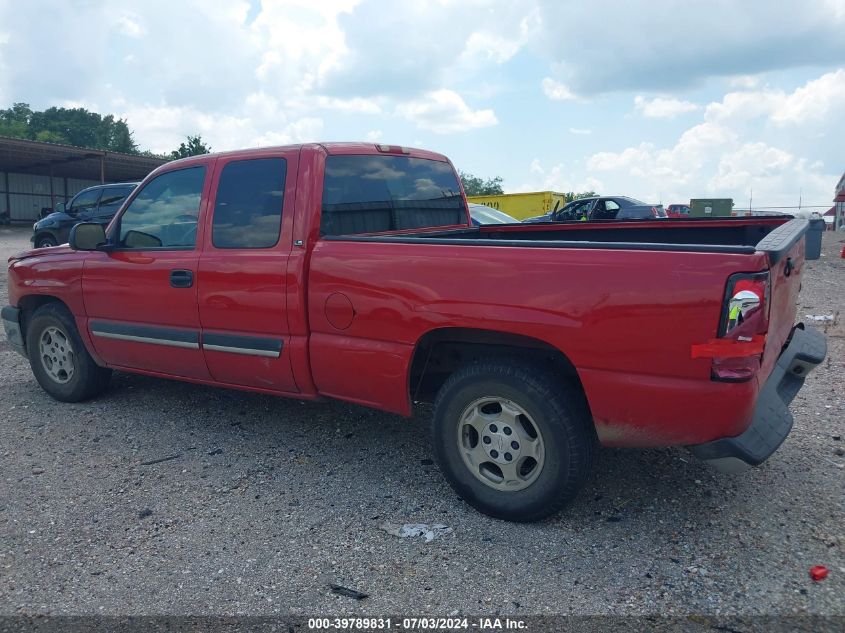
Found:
[2,305,27,358]
[689,324,827,473]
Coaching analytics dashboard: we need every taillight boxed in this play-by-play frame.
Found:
[691,272,770,381]
[376,144,410,154]
[721,272,770,338]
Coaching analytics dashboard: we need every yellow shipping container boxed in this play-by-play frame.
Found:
[466,191,569,220]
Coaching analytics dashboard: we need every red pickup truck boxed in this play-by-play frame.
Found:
[3,143,826,521]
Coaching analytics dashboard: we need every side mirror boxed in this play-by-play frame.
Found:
[69,223,107,251]
[54,202,66,214]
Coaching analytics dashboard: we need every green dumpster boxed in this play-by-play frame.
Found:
[690,199,733,217]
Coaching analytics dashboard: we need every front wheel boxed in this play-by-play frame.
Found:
[35,234,58,248]
[25,303,112,402]
[432,360,593,521]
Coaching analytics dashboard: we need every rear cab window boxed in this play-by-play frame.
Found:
[321,155,466,236]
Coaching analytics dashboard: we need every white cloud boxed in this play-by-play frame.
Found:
[728,75,762,90]
[588,144,654,173]
[568,127,591,135]
[634,95,699,118]
[704,69,845,128]
[365,129,382,141]
[542,77,576,101]
[583,75,840,206]
[535,1,845,94]
[704,90,783,123]
[709,142,793,190]
[116,15,145,38]
[252,118,324,148]
[516,159,603,194]
[117,100,324,154]
[396,90,497,134]
[770,69,845,125]
[321,2,536,97]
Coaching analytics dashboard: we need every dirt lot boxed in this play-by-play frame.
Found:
[0,224,842,618]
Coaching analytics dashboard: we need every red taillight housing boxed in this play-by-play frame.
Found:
[691,272,770,382]
[720,272,770,338]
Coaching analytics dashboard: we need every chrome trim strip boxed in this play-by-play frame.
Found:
[203,343,280,358]
[92,331,200,349]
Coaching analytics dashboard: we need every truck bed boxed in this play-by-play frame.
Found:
[328,217,801,259]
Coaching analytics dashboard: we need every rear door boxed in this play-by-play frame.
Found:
[82,164,212,379]
[197,151,299,392]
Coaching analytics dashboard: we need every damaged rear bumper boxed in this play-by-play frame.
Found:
[688,324,827,473]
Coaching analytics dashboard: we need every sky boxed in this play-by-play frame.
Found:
[1,0,844,209]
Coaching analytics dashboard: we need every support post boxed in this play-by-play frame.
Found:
[3,171,10,222]
[49,164,55,210]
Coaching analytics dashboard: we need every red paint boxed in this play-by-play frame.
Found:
[809,566,829,581]
[5,143,808,449]
[324,293,355,330]
[691,336,766,359]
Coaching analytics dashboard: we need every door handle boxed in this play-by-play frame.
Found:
[170,269,193,288]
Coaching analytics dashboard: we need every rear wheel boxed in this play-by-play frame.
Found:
[35,234,58,248]
[26,303,111,402]
[432,360,593,522]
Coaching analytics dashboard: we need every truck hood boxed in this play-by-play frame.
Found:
[34,211,74,228]
[8,244,74,264]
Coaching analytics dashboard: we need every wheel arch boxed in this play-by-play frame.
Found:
[32,231,59,247]
[16,295,102,364]
[18,295,69,338]
[408,326,591,415]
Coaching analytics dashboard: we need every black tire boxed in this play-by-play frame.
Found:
[35,234,58,248]
[432,360,593,522]
[25,303,112,402]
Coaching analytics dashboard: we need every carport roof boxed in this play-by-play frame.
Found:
[0,135,168,182]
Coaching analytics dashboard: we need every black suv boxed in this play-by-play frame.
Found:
[31,182,138,248]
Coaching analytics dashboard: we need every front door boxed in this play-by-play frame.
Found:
[82,164,212,379]
[197,151,298,392]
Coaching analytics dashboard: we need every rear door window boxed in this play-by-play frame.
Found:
[321,155,465,235]
[212,158,286,249]
[97,186,136,216]
[69,188,101,215]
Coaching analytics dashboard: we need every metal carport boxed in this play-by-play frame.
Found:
[0,136,168,222]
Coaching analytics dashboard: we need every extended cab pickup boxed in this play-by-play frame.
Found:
[3,143,827,521]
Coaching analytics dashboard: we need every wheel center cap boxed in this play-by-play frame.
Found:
[482,424,521,465]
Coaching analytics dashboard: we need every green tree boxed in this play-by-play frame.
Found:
[0,102,33,138]
[170,135,212,159]
[459,170,504,196]
[18,105,139,153]
[34,130,69,144]
[563,191,598,202]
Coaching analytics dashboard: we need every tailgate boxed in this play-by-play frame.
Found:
[757,219,808,377]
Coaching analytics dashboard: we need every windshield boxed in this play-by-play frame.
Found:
[470,205,516,224]
[321,155,466,235]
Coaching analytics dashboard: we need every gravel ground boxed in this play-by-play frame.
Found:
[0,224,842,618]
